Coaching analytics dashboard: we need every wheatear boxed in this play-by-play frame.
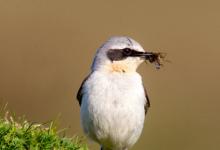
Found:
[77,36,160,150]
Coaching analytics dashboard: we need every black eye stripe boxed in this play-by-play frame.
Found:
[107,49,125,61]
[122,48,132,55]
[107,48,144,61]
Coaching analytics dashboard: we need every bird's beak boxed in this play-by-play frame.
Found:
[131,51,164,69]
[130,51,158,62]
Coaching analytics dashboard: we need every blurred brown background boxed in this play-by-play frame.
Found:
[0,0,219,149]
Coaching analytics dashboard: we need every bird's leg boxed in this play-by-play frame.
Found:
[100,146,113,150]
[100,146,128,150]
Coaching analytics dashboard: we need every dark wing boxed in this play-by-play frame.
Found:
[76,75,90,106]
[143,85,150,115]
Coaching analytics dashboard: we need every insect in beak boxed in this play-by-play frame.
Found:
[143,52,166,69]
[130,51,166,69]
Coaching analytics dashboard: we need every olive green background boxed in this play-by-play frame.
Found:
[0,0,219,150]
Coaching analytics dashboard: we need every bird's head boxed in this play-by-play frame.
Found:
[91,36,160,73]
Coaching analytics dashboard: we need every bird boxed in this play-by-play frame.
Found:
[77,36,153,150]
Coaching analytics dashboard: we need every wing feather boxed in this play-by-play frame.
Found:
[143,85,150,114]
[76,75,90,106]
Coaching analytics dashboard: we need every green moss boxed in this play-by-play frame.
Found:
[0,112,88,150]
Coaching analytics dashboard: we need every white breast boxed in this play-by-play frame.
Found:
[80,71,146,149]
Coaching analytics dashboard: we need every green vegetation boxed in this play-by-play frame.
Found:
[0,110,88,150]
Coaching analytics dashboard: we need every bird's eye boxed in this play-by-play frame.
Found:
[123,48,132,56]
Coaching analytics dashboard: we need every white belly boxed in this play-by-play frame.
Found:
[80,71,146,149]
